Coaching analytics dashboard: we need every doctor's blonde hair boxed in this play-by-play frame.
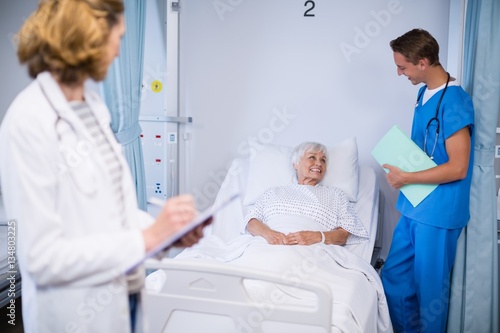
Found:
[16,0,124,84]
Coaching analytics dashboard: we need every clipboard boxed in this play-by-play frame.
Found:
[371,125,438,207]
[126,193,240,273]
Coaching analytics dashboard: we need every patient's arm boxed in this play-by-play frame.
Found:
[287,228,350,246]
[324,228,350,245]
[247,218,291,245]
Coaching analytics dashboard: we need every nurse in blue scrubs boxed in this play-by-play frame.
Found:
[380,29,474,333]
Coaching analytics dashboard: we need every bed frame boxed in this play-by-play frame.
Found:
[143,259,332,332]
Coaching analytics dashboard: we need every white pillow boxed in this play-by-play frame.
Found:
[243,144,294,205]
[319,137,359,202]
[243,137,359,205]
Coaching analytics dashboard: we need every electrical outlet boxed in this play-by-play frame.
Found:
[155,182,162,194]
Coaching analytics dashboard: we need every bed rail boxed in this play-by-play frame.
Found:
[143,258,332,333]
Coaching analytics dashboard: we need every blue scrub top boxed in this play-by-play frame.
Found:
[396,85,475,229]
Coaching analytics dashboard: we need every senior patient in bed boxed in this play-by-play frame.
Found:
[246,141,369,246]
[147,141,392,333]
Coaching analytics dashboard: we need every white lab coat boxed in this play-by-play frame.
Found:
[0,72,154,333]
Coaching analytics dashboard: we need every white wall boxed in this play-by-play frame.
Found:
[178,0,452,257]
[0,0,38,121]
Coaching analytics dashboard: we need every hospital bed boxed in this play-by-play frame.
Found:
[143,139,392,333]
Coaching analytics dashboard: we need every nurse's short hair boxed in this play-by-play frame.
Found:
[290,142,328,167]
[16,0,124,84]
[390,28,441,66]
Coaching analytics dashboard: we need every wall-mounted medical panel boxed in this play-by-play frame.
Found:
[140,0,181,214]
[140,121,169,201]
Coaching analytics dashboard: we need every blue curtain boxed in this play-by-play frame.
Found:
[447,0,499,331]
[101,0,147,210]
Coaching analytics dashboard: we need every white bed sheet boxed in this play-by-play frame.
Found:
[167,215,391,332]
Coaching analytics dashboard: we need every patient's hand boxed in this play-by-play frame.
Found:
[262,229,290,245]
[247,218,290,245]
[286,231,321,246]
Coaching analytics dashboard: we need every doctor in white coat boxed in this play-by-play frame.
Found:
[0,0,203,332]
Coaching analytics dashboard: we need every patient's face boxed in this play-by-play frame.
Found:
[294,150,327,185]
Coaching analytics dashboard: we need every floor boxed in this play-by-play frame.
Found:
[0,296,24,333]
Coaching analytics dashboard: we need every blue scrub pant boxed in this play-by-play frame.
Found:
[381,216,462,333]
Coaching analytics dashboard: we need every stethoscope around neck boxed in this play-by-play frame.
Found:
[416,72,450,160]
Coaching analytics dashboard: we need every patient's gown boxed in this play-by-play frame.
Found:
[245,184,369,244]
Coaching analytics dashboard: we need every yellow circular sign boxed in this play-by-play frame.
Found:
[151,80,163,93]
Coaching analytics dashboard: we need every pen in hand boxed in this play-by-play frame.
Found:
[147,196,208,247]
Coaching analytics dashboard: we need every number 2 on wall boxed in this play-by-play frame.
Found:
[304,0,315,17]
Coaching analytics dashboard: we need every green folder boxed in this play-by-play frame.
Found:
[371,125,438,207]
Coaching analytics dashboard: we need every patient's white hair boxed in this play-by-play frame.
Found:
[290,142,328,174]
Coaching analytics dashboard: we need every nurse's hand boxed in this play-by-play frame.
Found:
[382,164,407,189]
[142,194,197,252]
